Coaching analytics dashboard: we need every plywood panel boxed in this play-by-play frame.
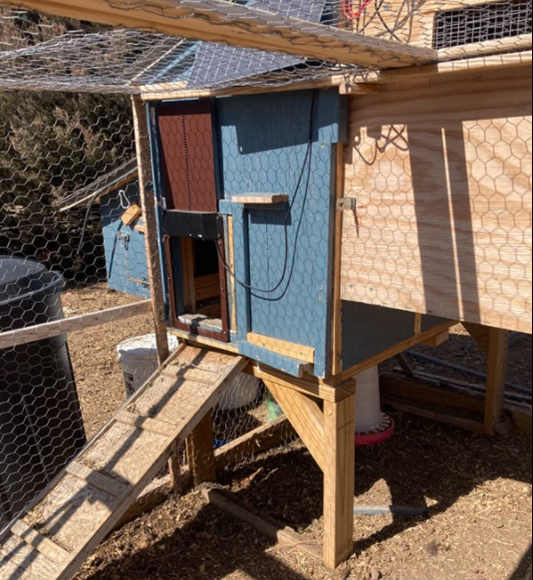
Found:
[341,67,532,333]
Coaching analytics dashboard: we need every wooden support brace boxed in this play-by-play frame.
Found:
[132,96,169,366]
[203,488,323,561]
[485,327,510,436]
[263,381,325,471]
[323,396,356,569]
[186,411,218,485]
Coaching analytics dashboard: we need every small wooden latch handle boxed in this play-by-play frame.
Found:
[232,194,289,205]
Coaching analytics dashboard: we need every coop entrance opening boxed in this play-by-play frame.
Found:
[167,233,230,343]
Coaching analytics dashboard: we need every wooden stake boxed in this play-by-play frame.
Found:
[186,411,217,485]
[131,96,169,366]
[323,396,356,569]
[484,328,510,436]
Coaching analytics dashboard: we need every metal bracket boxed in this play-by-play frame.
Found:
[337,197,356,211]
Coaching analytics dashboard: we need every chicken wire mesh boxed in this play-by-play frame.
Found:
[0,90,285,536]
[0,1,531,97]
[0,0,530,566]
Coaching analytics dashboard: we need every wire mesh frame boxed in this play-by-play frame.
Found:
[0,2,531,98]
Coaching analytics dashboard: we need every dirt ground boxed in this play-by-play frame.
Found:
[62,284,154,439]
[62,285,531,580]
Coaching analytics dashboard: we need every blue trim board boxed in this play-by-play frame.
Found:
[239,342,308,378]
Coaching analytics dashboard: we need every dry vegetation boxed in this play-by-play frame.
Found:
[61,285,531,580]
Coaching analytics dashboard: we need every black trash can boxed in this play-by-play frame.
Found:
[0,257,86,524]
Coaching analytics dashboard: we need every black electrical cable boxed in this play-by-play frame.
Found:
[216,90,318,297]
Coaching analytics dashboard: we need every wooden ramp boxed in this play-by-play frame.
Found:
[0,345,246,580]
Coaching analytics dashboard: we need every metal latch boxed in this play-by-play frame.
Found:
[337,197,356,211]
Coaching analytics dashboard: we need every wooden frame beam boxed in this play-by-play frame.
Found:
[264,381,325,471]
[204,489,323,561]
[323,395,356,569]
[247,363,356,403]
[484,328,510,436]
[343,50,533,86]
[132,96,170,365]
[141,77,378,101]
[7,0,436,68]
[0,300,152,350]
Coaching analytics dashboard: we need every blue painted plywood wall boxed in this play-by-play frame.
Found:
[215,89,347,377]
[100,182,151,298]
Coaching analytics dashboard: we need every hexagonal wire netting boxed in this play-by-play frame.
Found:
[0,0,531,540]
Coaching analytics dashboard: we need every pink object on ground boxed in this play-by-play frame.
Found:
[355,415,396,447]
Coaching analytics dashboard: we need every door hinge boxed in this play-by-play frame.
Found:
[337,197,356,211]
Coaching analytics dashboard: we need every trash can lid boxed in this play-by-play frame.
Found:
[0,256,64,306]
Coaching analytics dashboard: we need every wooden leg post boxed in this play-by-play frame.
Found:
[323,395,356,569]
[485,327,510,436]
[131,95,169,365]
[186,411,218,485]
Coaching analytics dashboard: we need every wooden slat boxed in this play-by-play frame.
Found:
[0,301,151,350]
[204,488,323,561]
[121,203,143,226]
[115,411,176,437]
[0,346,247,580]
[195,282,220,302]
[0,535,59,579]
[161,365,217,384]
[384,396,485,433]
[11,521,69,566]
[247,332,315,364]
[341,66,532,333]
[66,462,129,497]
[195,274,220,289]
[346,51,533,86]
[380,374,485,414]
[232,194,289,205]
[9,0,436,69]
[323,397,356,569]
[141,77,377,101]
[264,381,325,471]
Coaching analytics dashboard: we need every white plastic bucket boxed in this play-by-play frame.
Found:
[354,365,382,434]
[117,334,180,397]
[117,334,261,409]
[218,373,262,412]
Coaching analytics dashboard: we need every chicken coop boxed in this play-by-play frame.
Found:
[0,0,531,577]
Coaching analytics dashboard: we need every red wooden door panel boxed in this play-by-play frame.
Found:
[157,101,218,212]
